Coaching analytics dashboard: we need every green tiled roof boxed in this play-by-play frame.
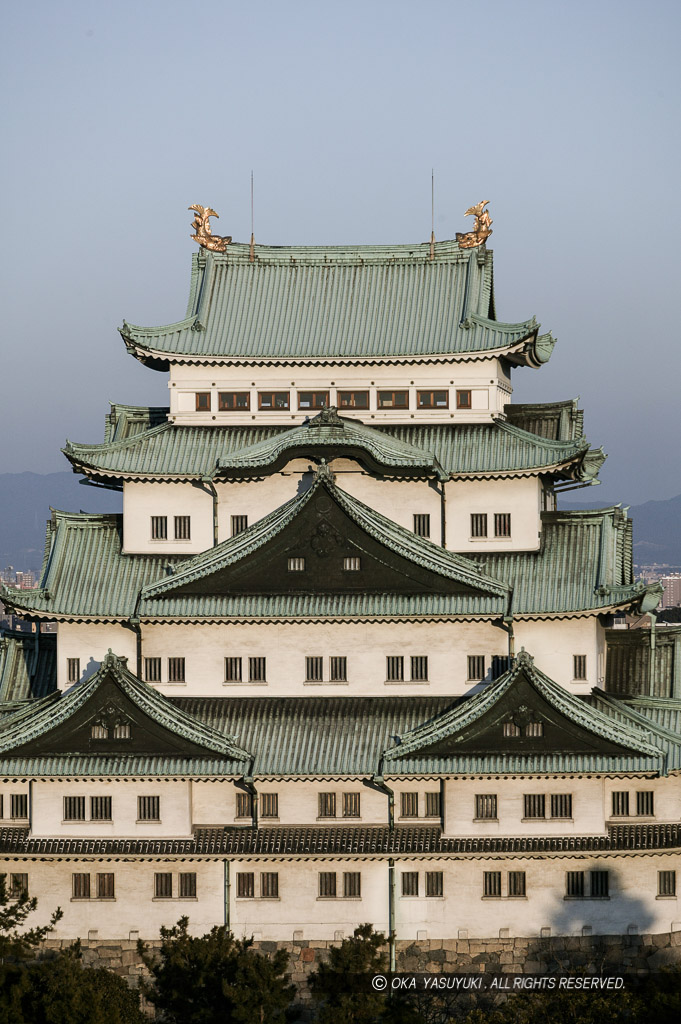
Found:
[119,242,555,367]
[0,631,56,702]
[504,399,584,442]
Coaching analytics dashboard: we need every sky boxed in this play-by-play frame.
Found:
[1,0,680,505]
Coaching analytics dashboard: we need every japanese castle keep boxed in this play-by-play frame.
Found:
[2,203,680,957]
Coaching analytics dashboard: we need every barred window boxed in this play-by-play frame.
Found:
[97,874,114,899]
[636,791,654,816]
[401,792,419,818]
[231,515,249,536]
[236,793,253,818]
[343,872,361,898]
[174,516,191,541]
[402,872,419,896]
[467,655,485,680]
[91,724,108,739]
[288,557,306,572]
[318,793,337,818]
[386,656,404,681]
[67,658,80,683]
[249,657,266,682]
[590,870,609,898]
[492,656,510,679]
[237,873,254,898]
[306,657,324,682]
[154,873,172,899]
[144,657,162,683]
[612,791,629,816]
[195,392,211,412]
[179,873,197,898]
[470,513,488,538]
[218,392,250,411]
[330,657,347,682]
[426,871,443,897]
[573,654,587,680]
[168,657,185,683]
[138,796,160,821]
[417,390,448,409]
[113,723,131,739]
[9,874,28,898]
[10,794,28,819]
[524,794,546,819]
[425,792,441,818]
[658,870,676,897]
[411,656,428,681]
[258,391,290,411]
[151,516,167,540]
[475,794,497,820]
[72,873,91,900]
[550,794,572,819]
[494,513,512,538]
[64,796,85,821]
[342,792,361,818]
[525,721,543,737]
[90,796,112,821]
[483,871,501,898]
[508,871,526,897]
[413,514,431,538]
[343,556,361,571]
[319,872,337,898]
[260,793,279,818]
[566,871,585,898]
[260,872,279,898]
[456,389,472,410]
[225,657,242,682]
[503,721,520,737]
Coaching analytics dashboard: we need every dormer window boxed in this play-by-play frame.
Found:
[343,556,360,571]
[525,722,543,737]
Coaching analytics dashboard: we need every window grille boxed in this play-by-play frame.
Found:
[402,872,419,896]
[338,390,369,409]
[96,874,114,899]
[72,873,91,899]
[566,871,585,898]
[260,873,279,898]
[342,792,361,818]
[343,556,361,571]
[9,874,28,898]
[90,796,112,821]
[231,515,249,536]
[288,557,305,571]
[523,794,546,819]
[318,793,337,818]
[195,392,211,411]
[508,871,526,897]
[417,389,449,409]
[425,792,441,818]
[218,392,250,411]
[503,721,520,737]
[151,516,167,540]
[330,657,347,681]
[411,656,428,681]
[91,724,108,739]
[456,389,472,410]
[258,391,290,410]
[386,656,404,681]
[138,796,160,821]
[590,871,609,898]
[113,723,131,739]
[64,796,85,821]
[426,871,443,897]
[155,873,172,899]
[236,793,253,818]
[658,870,676,897]
[10,794,27,819]
[492,656,510,680]
[260,793,279,818]
[612,791,629,816]
[144,657,162,683]
[400,792,419,818]
[306,656,324,682]
[636,791,654,816]
[174,516,191,540]
[249,657,266,682]
[297,391,329,410]
[168,657,185,682]
[319,872,337,897]
[413,514,431,538]
[343,872,361,898]
[467,655,485,680]
[377,390,408,409]
[224,657,242,682]
[67,658,80,683]
[470,513,488,538]
[550,794,572,818]
[180,873,197,898]
[525,721,543,737]
[494,513,512,537]
[237,873,254,898]
[475,794,497,819]
[573,654,587,680]
[483,871,501,898]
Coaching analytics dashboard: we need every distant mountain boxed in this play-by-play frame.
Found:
[560,492,681,566]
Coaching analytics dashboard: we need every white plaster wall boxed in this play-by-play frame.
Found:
[56,622,136,692]
[191,779,388,827]
[0,781,30,822]
[513,619,603,693]
[31,780,192,839]
[446,477,542,552]
[123,481,213,554]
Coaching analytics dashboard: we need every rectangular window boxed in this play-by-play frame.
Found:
[168,657,185,683]
[573,655,587,680]
[402,872,419,897]
[90,723,108,740]
[590,871,609,898]
[386,656,404,682]
[306,656,324,682]
[483,871,501,898]
[413,514,431,538]
[10,794,27,819]
[225,657,242,683]
[417,389,449,409]
[288,557,306,572]
[401,792,419,818]
[138,796,160,821]
[658,870,676,897]
[636,791,654,816]
[179,873,197,898]
[342,792,361,818]
[343,872,361,898]
[154,872,173,899]
[72,873,91,900]
[470,513,488,538]
[426,871,443,897]
[174,516,191,541]
[330,657,347,682]
[260,872,279,898]
[237,873,254,898]
[114,723,130,739]
[467,655,485,680]
[524,794,546,819]
[566,871,585,898]
[612,791,630,816]
[503,721,520,738]
[297,391,329,410]
[410,656,428,681]
[231,515,249,536]
[218,392,250,411]
[456,389,472,410]
[550,794,572,819]
[492,656,510,680]
[338,390,369,409]
[260,793,279,818]
[249,657,266,682]
[377,390,409,409]
[494,513,512,538]
[525,721,543,737]
[343,556,361,571]
[67,658,80,683]
[319,872,337,898]
[64,796,85,821]
[508,871,526,897]
[90,796,112,821]
[144,657,162,683]
[97,874,114,900]
[151,516,168,540]
[258,391,290,411]
[236,793,253,818]
[318,793,337,818]
[475,794,498,820]
[195,392,211,412]
[9,874,28,898]
[425,792,441,818]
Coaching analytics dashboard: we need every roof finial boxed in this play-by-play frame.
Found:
[456,200,493,249]
[188,205,232,252]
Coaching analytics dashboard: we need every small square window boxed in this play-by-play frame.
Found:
[9,873,28,898]
[573,655,587,680]
[260,872,279,898]
[306,656,324,682]
[566,871,585,898]
[72,873,91,900]
[154,873,173,899]
[10,794,28,820]
[67,658,80,683]
[91,724,108,740]
[636,791,654,816]
[386,656,404,682]
[483,871,501,898]
[402,872,419,896]
[410,655,428,681]
[508,871,526,897]
[195,392,211,412]
[494,513,512,538]
[261,793,279,818]
[168,657,185,683]
[343,872,361,898]
[249,657,266,682]
[400,792,419,818]
[524,794,546,819]
[492,656,510,680]
[590,870,609,898]
[174,516,191,540]
[144,657,162,683]
[319,872,337,898]
[470,513,487,538]
[237,873,254,898]
[138,796,160,821]
[426,871,443,897]
[330,656,347,681]
[90,796,112,821]
[231,515,249,536]
[318,793,337,818]
[179,872,197,898]
[475,794,497,820]
[343,556,361,571]
[288,557,306,572]
[236,793,253,818]
[524,721,543,737]
[342,792,361,818]
[467,655,485,680]
[425,792,441,818]
[225,657,243,682]
[503,721,520,737]
[612,791,630,816]
[550,794,572,819]
[658,870,676,897]
[456,389,472,410]
[218,392,250,411]
[151,516,168,540]
[413,514,431,538]
[113,723,131,739]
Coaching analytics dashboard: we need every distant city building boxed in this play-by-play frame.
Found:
[660,574,681,609]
